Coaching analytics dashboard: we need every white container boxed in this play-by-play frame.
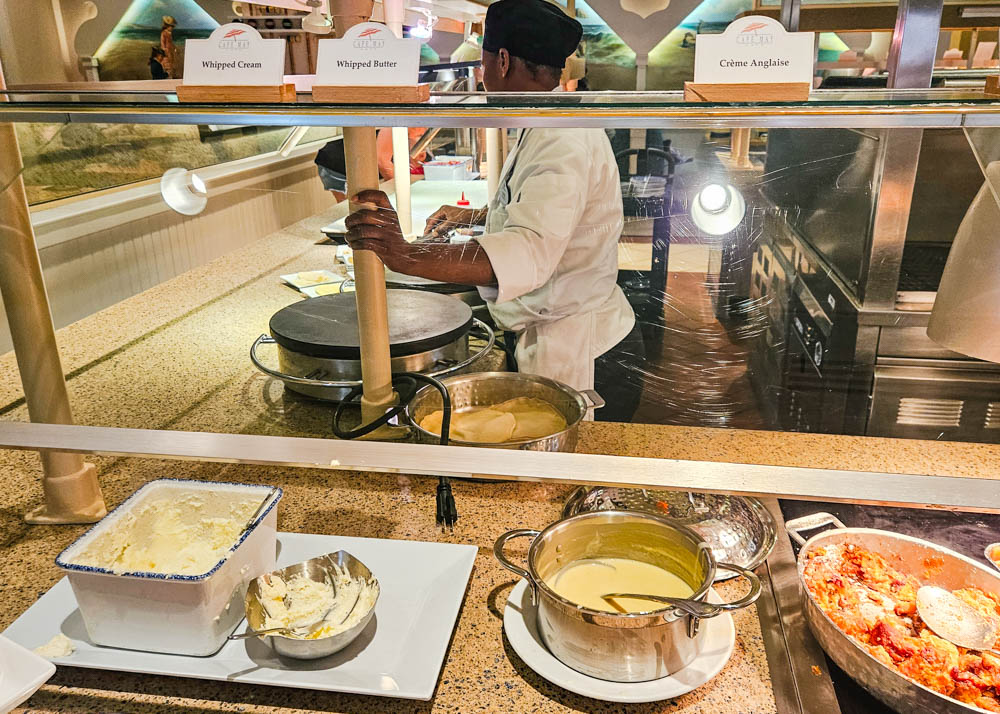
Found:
[422,156,475,181]
[55,479,281,657]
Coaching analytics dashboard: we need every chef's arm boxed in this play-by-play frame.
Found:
[397,241,497,286]
[346,190,497,286]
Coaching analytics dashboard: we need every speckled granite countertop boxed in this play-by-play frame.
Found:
[1,202,999,713]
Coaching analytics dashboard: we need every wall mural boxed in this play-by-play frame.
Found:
[93,0,218,80]
[578,0,752,89]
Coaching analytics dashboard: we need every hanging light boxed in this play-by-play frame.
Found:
[690,183,746,236]
[302,0,333,34]
[927,162,1000,362]
[160,168,208,216]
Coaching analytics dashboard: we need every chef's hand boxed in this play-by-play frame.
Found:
[424,205,483,241]
[345,190,412,273]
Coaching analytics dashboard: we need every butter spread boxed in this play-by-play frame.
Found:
[71,493,260,576]
[34,633,74,658]
[546,557,694,613]
[256,564,379,640]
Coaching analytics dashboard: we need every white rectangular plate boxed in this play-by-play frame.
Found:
[4,533,477,701]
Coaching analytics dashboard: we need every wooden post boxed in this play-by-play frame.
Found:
[0,57,106,523]
[332,0,402,433]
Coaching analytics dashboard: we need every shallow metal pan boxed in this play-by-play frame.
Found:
[787,512,1000,714]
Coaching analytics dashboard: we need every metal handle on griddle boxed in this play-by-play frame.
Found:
[784,512,847,546]
[249,319,496,389]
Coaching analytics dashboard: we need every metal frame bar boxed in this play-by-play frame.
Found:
[757,498,842,714]
[0,107,973,129]
[4,421,1000,512]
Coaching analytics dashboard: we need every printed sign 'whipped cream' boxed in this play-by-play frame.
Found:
[315,22,421,86]
[694,16,814,85]
[183,23,285,86]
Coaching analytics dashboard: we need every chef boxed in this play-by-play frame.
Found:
[345,0,644,422]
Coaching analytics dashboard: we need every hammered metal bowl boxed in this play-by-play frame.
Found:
[562,487,777,581]
[243,550,378,660]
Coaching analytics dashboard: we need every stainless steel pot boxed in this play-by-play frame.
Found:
[405,372,604,452]
[787,512,1000,714]
[494,511,762,682]
[250,318,495,401]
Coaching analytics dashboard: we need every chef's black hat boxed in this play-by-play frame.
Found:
[483,0,583,69]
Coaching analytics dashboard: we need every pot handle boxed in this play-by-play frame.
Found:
[710,563,763,613]
[679,563,763,619]
[581,389,605,411]
[784,512,847,547]
[494,528,541,604]
[250,334,365,388]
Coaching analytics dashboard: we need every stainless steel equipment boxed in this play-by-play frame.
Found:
[749,129,1000,442]
[243,550,378,660]
[561,487,777,580]
[405,372,603,452]
[493,511,761,682]
[250,290,495,401]
[786,512,1000,714]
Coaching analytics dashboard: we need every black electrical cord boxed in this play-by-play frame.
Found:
[332,372,458,528]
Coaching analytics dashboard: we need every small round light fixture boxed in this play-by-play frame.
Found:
[409,7,437,39]
[690,183,746,236]
[302,0,332,34]
[160,168,208,216]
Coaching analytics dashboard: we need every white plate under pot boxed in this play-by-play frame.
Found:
[502,580,735,703]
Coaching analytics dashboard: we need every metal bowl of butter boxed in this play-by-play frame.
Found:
[244,550,379,660]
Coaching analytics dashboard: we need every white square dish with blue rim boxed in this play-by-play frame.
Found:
[54,479,281,657]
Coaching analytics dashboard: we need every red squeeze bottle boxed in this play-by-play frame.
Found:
[456,192,471,207]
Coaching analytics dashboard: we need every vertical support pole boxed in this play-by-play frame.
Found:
[779,0,801,32]
[860,0,943,306]
[383,0,413,239]
[635,52,648,90]
[333,0,401,431]
[886,0,945,88]
[486,128,502,197]
[0,58,105,523]
[392,127,413,237]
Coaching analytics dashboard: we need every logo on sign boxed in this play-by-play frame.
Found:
[737,22,774,46]
[354,27,385,49]
[219,27,250,50]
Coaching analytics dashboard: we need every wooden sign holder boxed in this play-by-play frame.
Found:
[312,83,430,103]
[685,81,809,170]
[683,82,811,102]
[176,83,297,103]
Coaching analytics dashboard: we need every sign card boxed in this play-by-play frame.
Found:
[694,16,814,85]
[316,22,421,87]
[183,24,285,86]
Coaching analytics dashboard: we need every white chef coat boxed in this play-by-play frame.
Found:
[476,127,635,392]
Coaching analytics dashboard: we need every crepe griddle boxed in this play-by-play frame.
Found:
[269,289,473,360]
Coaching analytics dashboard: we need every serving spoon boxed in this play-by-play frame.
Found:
[916,585,1000,654]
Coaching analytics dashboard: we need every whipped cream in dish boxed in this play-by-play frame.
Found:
[255,564,379,640]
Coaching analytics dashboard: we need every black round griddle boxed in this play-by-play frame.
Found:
[383,269,474,295]
[269,289,473,360]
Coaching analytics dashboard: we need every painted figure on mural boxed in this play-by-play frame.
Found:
[160,15,177,77]
[93,1,216,81]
